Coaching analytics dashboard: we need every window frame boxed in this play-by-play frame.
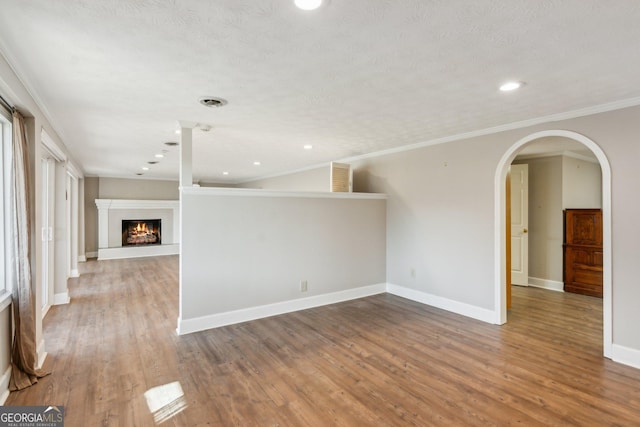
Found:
[0,107,12,310]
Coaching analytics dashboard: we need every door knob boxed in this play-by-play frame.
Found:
[523,228,528,233]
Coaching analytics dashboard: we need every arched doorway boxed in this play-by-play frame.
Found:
[494,130,612,358]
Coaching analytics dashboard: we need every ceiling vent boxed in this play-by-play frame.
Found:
[164,141,179,146]
[199,97,227,108]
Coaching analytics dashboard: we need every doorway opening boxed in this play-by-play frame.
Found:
[494,130,612,358]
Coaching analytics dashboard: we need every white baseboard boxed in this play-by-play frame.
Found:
[78,255,87,262]
[0,365,11,405]
[42,303,51,319]
[53,291,70,305]
[98,244,179,260]
[69,269,80,278]
[36,339,47,370]
[528,277,564,292]
[386,283,496,324]
[177,283,387,335]
[611,344,640,369]
[86,251,98,259]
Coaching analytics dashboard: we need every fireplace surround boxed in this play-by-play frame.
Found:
[96,199,179,260]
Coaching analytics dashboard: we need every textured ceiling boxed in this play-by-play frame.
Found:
[0,0,639,183]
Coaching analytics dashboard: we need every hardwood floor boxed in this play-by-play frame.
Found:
[7,256,640,426]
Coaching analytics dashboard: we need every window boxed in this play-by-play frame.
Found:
[0,108,11,306]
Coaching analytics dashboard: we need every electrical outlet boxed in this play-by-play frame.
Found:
[410,268,416,279]
[300,280,308,292]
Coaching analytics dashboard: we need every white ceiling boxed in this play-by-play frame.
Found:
[0,0,639,183]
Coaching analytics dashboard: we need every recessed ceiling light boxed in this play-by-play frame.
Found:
[175,129,181,135]
[303,144,313,150]
[155,154,164,158]
[499,81,524,92]
[222,171,229,176]
[164,141,179,146]
[253,161,261,166]
[142,167,149,171]
[295,0,322,10]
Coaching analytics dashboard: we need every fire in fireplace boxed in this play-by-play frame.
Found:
[122,219,161,246]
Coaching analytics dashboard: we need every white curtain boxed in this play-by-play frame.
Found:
[9,110,49,391]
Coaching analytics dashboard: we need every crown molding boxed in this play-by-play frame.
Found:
[239,97,640,184]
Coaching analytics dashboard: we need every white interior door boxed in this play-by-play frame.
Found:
[510,164,529,286]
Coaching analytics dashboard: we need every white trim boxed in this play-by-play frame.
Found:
[96,199,180,258]
[40,129,67,162]
[98,244,179,260]
[42,303,51,318]
[0,291,11,312]
[494,130,612,357]
[69,269,79,278]
[53,291,70,305]
[177,283,386,335]
[90,97,640,185]
[87,173,179,182]
[36,339,47,370]
[528,277,565,292]
[515,150,599,164]
[78,255,87,262]
[181,186,387,199]
[611,344,640,370]
[66,160,84,179]
[86,251,97,259]
[95,199,179,210]
[236,97,640,185]
[0,366,11,405]
[386,283,496,324]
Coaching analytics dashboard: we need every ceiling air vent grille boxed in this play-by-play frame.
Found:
[199,97,227,108]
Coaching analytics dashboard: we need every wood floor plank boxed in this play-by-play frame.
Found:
[6,256,640,426]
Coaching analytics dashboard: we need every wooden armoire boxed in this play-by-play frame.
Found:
[563,209,603,298]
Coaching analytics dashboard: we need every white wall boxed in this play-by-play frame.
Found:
[237,165,330,191]
[179,188,387,334]
[562,156,602,209]
[277,105,640,360]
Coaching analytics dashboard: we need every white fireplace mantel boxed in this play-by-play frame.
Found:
[96,199,180,260]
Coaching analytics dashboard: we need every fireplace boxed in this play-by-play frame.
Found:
[122,219,161,246]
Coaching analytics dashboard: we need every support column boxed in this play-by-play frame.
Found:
[178,122,195,188]
[177,121,195,333]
